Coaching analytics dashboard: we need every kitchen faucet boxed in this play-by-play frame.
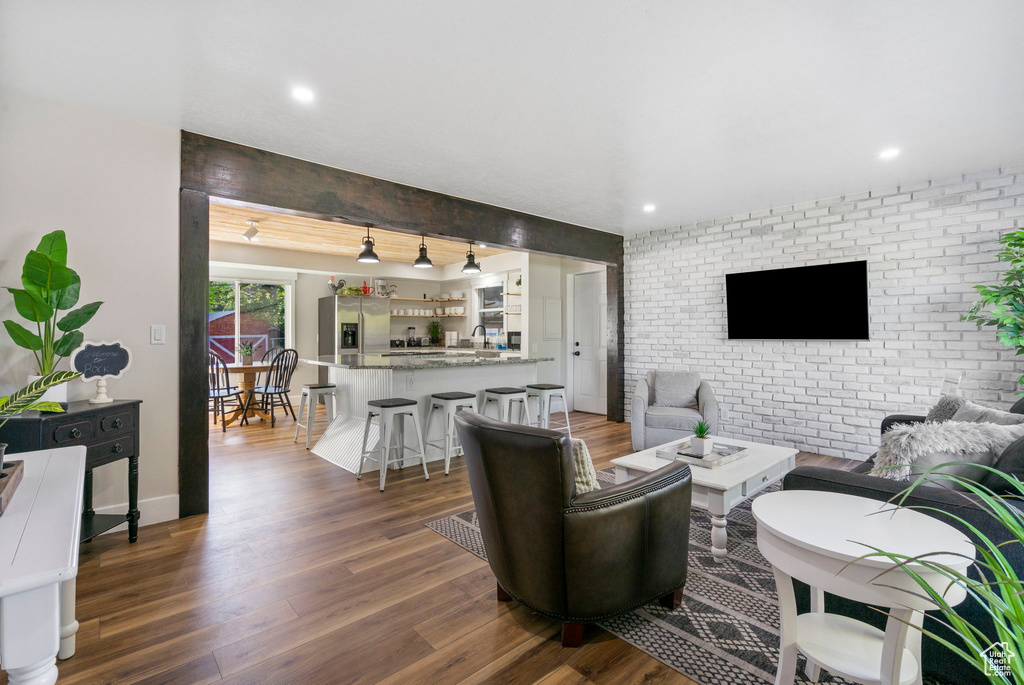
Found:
[470,324,489,348]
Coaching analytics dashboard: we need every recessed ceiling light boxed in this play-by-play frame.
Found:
[643,204,656,213]
[291,86,315,103]
[879,148,900,161]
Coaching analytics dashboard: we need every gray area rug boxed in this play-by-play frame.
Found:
[426,469,948,685]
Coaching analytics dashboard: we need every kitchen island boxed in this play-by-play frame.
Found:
[300,351,554,472]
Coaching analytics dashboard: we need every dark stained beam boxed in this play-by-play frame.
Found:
[180,132,621,264]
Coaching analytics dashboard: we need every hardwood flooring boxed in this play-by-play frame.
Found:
[21,411,857,685]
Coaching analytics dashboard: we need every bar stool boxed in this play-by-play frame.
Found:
[357,398,429,491]
[425,392,478,475]
[293,384,337,449]
[527,384,572,438]
[482,387,532,425]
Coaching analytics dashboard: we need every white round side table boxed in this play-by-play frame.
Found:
[752,490,976,685]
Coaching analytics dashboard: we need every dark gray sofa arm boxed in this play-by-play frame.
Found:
[881,413,926,435]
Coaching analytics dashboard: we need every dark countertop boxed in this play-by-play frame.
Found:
[299,352,551,370]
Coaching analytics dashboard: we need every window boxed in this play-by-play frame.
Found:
[208,280,289,362]
[477,285,504,337]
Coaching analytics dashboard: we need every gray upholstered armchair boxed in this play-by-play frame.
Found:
[631,370,719,451]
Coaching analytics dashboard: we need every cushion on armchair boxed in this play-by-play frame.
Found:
[644,406,703,430]
[571,438,599,494]
[651,371,700,409]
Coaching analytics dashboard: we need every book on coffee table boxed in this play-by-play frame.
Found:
[655,439,749,469]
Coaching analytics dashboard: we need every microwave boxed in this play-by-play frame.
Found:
[507,331,521,350]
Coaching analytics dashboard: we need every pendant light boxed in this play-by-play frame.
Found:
[462,242,481,274]
[412,236,433,268]
[357,225,380,263]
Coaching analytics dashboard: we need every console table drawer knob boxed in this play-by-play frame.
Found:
[113,443,123,453]
[113,419,122,428]
[71,429,81,439]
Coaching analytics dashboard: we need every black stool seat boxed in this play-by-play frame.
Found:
[486,387,526,395]
[368,397,418,408]
[303,383,336,389]
[527,384,564,390]
[432,391,477,401]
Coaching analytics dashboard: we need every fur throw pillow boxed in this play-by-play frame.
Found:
[925,394,966,423]
[875,420,1023,488]
[572,438,600,494]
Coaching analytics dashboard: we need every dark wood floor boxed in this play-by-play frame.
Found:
[26,410,856,685]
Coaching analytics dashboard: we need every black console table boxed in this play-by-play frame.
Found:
[1,399,142,543]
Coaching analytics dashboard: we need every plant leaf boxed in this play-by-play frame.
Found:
[5,287,53,322]
[0,371,80,418]
[53,269,81,310]
[26,401,64,414]
[35,230,67,266]
[22,250,72,292]
[54,330,84,357]
[2,320,43,350]
[56,301,101,332]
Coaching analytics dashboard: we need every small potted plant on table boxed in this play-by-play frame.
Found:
[236,342,255,365]
[691,420,713,456]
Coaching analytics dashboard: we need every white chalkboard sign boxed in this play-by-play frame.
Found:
[71,340,132,404]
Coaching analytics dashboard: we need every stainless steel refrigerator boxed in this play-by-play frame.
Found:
[317,295,391,382]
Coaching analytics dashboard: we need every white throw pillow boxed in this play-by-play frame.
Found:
[951,400,1024,426]
[572,438,600,494]
[651,371,700,409]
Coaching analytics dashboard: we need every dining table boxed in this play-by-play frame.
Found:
[223,362,274,427]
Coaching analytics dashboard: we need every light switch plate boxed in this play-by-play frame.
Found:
[151,324,166,345]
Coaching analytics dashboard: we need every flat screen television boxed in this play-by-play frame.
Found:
[725,261,869,340]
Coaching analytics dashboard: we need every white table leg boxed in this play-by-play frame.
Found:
[58,578,78,660]
[772,567,799,685]
[710,514,728,563]
[804,587,824,682]
[881,607,914,685]
[0,584,60,685]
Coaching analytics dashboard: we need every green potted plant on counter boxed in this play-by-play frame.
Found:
[3,231,102,404]
[427,319,444,347]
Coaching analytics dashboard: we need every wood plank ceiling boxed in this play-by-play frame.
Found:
[209,202,510,266]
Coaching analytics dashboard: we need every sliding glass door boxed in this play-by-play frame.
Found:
[208,280,289,363]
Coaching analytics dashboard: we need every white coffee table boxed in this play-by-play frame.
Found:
[612,435,798,562]
[753,490,974,685]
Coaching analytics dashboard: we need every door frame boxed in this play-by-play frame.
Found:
[179,132,625,517]
[565,269,607,414]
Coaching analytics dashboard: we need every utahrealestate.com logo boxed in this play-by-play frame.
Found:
[982,641,1016,677]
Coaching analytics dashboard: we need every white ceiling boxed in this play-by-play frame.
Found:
[2,1,1022,235]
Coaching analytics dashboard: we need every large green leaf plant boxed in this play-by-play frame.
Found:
[3,231,102,375]
[964,229,1024,391]
[0,371,81,429]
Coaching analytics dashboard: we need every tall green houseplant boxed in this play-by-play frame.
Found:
[3,231,102,374]
[964,228,1024,391]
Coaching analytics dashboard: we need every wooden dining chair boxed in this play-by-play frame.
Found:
[241,348,298,427]
[255,347,283,413]
[209,353,244,432]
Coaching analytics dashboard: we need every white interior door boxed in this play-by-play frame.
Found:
[572,271,607,414]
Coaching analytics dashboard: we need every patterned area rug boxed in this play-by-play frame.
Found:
[426,469,946,685]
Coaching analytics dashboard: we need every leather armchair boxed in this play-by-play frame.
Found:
[454,410,692,647]
[631,371,719,451]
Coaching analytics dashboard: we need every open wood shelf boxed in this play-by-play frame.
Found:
[392,314,466,317]
[389,297,467,302]
[500,292,522,296]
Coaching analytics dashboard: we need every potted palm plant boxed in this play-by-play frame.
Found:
[3,231,102,403]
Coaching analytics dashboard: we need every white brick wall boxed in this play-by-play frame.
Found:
[624,164,1024,459]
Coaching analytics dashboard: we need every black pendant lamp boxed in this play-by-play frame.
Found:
[462,242,481,274]
[412,236,433,268]
[357,226,380,264]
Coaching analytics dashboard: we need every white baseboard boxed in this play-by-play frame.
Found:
[93,494,179,535]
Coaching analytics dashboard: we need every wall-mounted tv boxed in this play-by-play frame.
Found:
[726,261,869,340]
